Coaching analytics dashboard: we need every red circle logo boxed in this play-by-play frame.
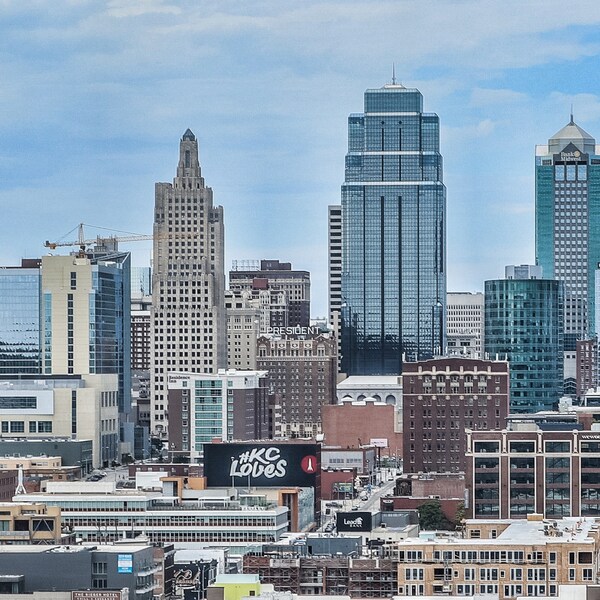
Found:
[301,455,317,473]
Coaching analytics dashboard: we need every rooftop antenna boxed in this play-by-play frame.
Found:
[392,63,396,85]
[570,103,574,125]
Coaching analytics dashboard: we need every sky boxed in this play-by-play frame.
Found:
[2,1,600,318]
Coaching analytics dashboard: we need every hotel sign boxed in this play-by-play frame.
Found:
[73,593,123,600]
[263,326,322,336]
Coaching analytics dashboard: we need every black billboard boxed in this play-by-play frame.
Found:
[336,511,373,532]
[204,443,318,488]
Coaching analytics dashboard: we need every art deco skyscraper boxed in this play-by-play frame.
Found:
[339,82,446,375]
[536,118,600,388]
[151,130,226,438]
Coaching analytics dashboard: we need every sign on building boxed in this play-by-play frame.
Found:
[204,443,318,488]
[336,511,373,532]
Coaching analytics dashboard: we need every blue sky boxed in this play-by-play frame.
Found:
[2,1,600,317]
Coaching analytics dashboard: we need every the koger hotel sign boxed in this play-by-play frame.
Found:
[204,443,318,488]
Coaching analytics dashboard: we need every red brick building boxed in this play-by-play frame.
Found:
[402,357,510,474]
[322,398,402,458]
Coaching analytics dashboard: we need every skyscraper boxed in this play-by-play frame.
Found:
[339,82,446,375]
[484,265,564,413]
[151,130,226,438]
[536,118,600,388]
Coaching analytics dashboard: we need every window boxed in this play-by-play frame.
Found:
[10,421,24,433]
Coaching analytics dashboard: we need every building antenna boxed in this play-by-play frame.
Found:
[570,103,574,125]
[392,63,396,85]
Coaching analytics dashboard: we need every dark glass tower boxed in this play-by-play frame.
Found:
[340,82,446,375]
[484,265,564,413]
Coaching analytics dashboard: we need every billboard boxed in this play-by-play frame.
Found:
[204,443,318,488]
[336,511,373,532]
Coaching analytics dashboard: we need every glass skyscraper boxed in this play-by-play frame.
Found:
[339,82,446,375]
[484,265,564,413]
[536,118,600,348]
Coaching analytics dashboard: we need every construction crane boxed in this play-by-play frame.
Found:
[44,223,152,255]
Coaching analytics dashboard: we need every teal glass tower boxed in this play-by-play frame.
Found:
[340,82,446,375]
[484,266,564,413]
[535,118,600,347]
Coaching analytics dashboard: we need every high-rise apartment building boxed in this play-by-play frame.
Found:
[446,292,485,358]
[339,82,446,376]
[484,265,564,413]
[151,130,226,438]
[229,259,310,329]
[536,118,600,387]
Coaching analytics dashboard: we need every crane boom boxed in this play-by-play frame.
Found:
[44,223,152,251]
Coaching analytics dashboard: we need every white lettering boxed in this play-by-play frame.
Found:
[343,516,364,528]
[264,326,321,336]
[229,446,288,480]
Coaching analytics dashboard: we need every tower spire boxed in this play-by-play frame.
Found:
[570,104,574,125]
[392,63,396,85]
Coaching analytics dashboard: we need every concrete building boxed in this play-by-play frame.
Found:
[322,398,403,459]
[229,260,311,329]
[225,290,261,370]
[0,438,92,473]
[17,481,289,554]
[402,357,510,474]
[151,129,226,439]
[167,370,270,460]
[485,265,564,412]
[335,375,402,405]
[257,334,337,438]
[0,375,116,468]
[131,293,152,372]
[446,292,485,358]
[0,543,157,598]
[0,502,65,544]
[392,515,600,599]
[339,82,446,376]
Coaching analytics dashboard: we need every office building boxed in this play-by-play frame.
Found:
[225,290,261,370]
[328,205,342,367]
[577,338,599,398]
[466,418,600,519]
[229,259,311,329]
[402,357,510,473]
[167,369,269,460]
[484,265,564,413]
[0,543,158,599]
[18,482,289,553]
[0,261,41,374]
[536,118,600,358]
[256,333,337,437]
[339,81,446,376]
[446,292,485,358]
[151,129,226,439]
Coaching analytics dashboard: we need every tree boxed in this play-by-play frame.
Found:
[418,500,453,530]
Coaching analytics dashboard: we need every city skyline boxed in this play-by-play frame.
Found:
[2,2,600,317]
